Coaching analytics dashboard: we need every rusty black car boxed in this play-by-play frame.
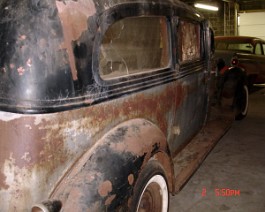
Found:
[0,0,245,211]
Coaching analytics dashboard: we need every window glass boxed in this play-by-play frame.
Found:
[263,44,265,55]
[216,41,253,53]
[227,43,253,53]
[178,21,201,62]
[99,17,170,80]
[255,43,262,55]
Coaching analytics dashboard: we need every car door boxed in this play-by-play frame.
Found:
[256,41,265,83]
[169,19,208,154]
[247,41,265,84]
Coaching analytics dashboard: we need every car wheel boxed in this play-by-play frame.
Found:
[235,84,249,120]
[130,160,169,212]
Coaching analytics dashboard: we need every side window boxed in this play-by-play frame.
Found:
[255,43,262,55]
[178,20,201,62]
[99,17,170,80]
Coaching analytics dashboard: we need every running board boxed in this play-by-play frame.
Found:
[173,107,234,193]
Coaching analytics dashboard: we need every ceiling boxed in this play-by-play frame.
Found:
[181,0,265,10]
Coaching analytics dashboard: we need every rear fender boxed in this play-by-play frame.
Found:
[50,118,174,211]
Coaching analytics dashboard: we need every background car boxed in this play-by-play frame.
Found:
[215,36,265,86]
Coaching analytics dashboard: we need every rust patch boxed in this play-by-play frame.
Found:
[18,35,27,40]
[105,194,116,206]
[9,64,15,69]
[26,58,32,68]
[153,152,175,193]
[61,186,84,211]
[98,180,112,197]
[17,66,25,75]
[109,120,166,158]
[128,174,134,186]
[0,171,9,190]
[56,0,96,80]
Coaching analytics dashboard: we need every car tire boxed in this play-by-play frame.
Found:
[235,84,249,120]
[130,160,169,212]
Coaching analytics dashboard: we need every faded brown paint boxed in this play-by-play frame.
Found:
[152,152,175,193]
[56,0,96,80]
[105,194,116,206]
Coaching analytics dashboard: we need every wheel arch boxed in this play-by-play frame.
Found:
[50,118,174,211]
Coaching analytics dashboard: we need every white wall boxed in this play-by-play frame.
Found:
[238,12,265,40]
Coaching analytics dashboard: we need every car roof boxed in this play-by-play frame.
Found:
[94,0,200,14]
[215,36,265,44]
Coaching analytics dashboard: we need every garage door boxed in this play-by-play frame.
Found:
[238,12,265,40]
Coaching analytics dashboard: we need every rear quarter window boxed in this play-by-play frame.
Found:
[99,16,170,80]
[178,20,201,62]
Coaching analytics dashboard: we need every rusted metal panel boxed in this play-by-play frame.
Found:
[173,106,234,192]
[51,119,170,211]
[0,80,188,211]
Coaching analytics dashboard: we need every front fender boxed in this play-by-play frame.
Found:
[218,67,247,99]
[51,118,172,211]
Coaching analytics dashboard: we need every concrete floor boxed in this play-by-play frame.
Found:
[169,87,265,212]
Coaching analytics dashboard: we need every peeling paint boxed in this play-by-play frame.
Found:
[105,194,116,206]
[56,0,96,80]
[128,174,134,185]
[17,66,25,76]
[98,180,112,197]
[0,112,24,122]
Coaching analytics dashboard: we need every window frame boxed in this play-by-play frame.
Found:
[92,10,173,86]
[255,43,262,55]
[98,16,171,81]
[261,43,265,55]
[176,19,204,65]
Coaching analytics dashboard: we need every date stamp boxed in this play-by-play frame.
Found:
[201,188,240,197]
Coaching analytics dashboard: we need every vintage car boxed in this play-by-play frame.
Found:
[215,35,265,86]
[0,0,246,211]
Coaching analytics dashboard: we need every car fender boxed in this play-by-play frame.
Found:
[50,118,174,211]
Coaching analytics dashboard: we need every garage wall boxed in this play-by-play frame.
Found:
[238,12,265,40]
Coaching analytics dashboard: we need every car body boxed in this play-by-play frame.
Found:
[215,36,265,85]
[0,0,241,211]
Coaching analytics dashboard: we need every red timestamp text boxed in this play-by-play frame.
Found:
[201,188,240,197]
[215,188,240,196]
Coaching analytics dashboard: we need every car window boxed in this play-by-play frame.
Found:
[227,43,253,53]
[255,43,262,55]
[216,41,253,53]
[178,20,201,62]
[99,17,170,80]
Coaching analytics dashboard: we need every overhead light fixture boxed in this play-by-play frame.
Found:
[194,3,219,11]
